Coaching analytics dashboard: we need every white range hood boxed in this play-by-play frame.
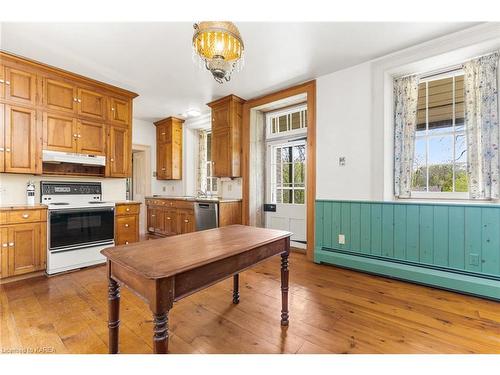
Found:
[42,150,106,166]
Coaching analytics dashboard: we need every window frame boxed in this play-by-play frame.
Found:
[410,69,469,200]
[204,132,218,196]
[265,104,308,140]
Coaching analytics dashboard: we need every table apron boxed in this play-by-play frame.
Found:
[173,238,288,301]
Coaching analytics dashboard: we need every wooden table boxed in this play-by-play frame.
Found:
[101,224,292,354]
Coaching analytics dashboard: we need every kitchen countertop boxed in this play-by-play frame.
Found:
[145,195,242,203]
[0,204,48,211]
[112,200,142,205]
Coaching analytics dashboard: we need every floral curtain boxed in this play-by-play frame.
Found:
[394,75,420,198]
[197,130,208,193]
[463,52,500,199]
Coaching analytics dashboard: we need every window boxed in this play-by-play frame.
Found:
[205,132,218,195]
[266,104,307,139]
[270,140,306,204]
[411,71,468,197]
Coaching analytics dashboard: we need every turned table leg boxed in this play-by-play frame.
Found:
[108,277,120,354]
[233,274,240,304]
[280,245,290,326]
[153,311,169,354]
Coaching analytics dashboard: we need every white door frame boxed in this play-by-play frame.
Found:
[131,144,151,235]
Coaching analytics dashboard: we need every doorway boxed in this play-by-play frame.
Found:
[265,138,307,249]
[127,144,151,235]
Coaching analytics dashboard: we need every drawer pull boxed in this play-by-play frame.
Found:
[151,214,156,217]
[167,217,171,220]
[184,219,189,223]
[125,241,129,245]
[22,214,29,219]
[9,242,14,247]
[126,208,130,212]
[2,243,7,248]
[125,224,129,228]
[5,81,10,85]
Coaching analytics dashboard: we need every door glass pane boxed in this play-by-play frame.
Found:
[278,116,287,132]
[281,147,292,162]
[291,112,301,130]
[294,162,305,187]
[293,144,306,162]
[282,189,292,204]
[282,163,292,186]
[294,189,305,204]
[428,135,453,192]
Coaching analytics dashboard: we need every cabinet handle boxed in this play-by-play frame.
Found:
[161,132,166,135]
[77,134,81,138]
[184,219,189,223]
[161,168,166,171]
[5,81,10,85]
[151,214,156,217]
[73,97,78,102]
[9,242,14,247]
[111,107,115,111]
[124,224,129,228]
[0,79,4,83]
[77,98,81,103]
[2,243,7,248]
[22,214,29,219]
[6,148,11,152]
[0,147,4,152]
[125,241,129,245]
[167,217,171,220]
[73,133,78,138]
[110,158,114,162]
[126,208,130,212]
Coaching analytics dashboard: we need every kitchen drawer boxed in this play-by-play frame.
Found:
[4,209,45,224]
[116,230,138,245]
[175,201,194,210]
[116,204,140,216]
[116,215,137,232]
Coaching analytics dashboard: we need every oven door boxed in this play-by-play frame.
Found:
[49,207,115,252]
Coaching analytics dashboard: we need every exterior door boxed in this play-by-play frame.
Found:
[77,120,106,155]
[43,112,77,153]
[265,139,307,249]
[43,78,77,113]
[77,88,106,120]
[109,97,130,126]
[4,105,38,174]
[108,126,130,177]
[7,223,42,277]
[211,128,231,177]
[4,66,37,106]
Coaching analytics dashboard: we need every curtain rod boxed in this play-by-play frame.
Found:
[394,50,499,80]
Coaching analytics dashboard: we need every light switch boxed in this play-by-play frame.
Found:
[338,234,345,245]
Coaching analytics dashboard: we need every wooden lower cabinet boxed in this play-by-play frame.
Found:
[0,207,47,281]
[114,202,140,245]
[177,209,195,234]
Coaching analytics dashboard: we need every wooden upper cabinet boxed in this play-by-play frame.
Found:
[154,117,184,180]
[207,94,245,178]
[77,120,106,156]
[0,64,4,100]
[43,78,77,113]
[0,104,4,173]
[77,88,106,120]
[43,112,77,153]
[107,125,130,177]
[3,66,38,106]
[4,105,40,174]
[108,97,130,126]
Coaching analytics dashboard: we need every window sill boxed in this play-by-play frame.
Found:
[394,196,500,206]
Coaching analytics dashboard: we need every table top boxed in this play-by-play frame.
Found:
[101,225,291,279]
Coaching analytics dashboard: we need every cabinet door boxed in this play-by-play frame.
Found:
[77,120,106,155]
[109,97,130,126]
[212,103,230,130]
[147,207,157,233]
[108,126,130,177]
[43,78,77,113]
[7,223,42,277]
[211,128,231,177]
[154,208,166,235]
[156,142,167,179]
[177,210,195,234]
[156,123,170,144]
[0,64,4,100]
[115,215,138,245]
[164,209,177,235]
[4,105,39,174]
[4,66,37,106]
[0,104,4,172]
[77,88,106,120]
[43,112,77,153]
[0,227,8,278]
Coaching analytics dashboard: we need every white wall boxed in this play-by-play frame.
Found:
[315,23,500,202]
[316,62,373,200]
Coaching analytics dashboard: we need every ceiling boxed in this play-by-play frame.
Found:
[1,22,478,122]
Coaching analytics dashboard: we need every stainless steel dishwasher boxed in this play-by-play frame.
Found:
[194,202,219,231]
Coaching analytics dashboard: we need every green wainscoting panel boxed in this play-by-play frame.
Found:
[315,200,500,300]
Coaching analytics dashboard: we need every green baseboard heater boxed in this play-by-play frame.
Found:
[315,200,500,300]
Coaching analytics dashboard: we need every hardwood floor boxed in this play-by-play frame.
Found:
[1,251,500,354]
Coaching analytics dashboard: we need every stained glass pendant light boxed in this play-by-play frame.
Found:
[192,21,244,84]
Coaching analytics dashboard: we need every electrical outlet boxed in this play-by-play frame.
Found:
[228,184,232,192]
[162,186,167,192]
[338,234,345,245]
[469,253,480,266]
[339,156,346,166]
